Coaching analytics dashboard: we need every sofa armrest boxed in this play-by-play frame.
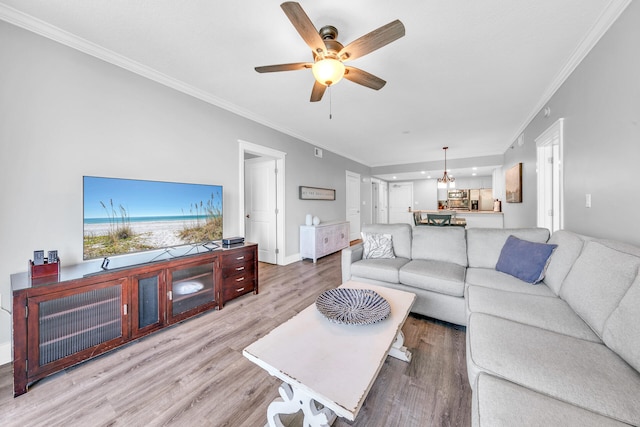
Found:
[342,243,364,283]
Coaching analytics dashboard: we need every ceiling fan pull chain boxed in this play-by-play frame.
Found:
[329,86,333,120]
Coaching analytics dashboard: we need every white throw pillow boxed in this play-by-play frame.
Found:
[361,232,396,259]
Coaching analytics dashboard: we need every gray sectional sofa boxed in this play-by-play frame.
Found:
[341,224,640,426]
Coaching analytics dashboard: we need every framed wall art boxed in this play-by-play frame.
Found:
[505,163,522,203]
[299,186,336,200]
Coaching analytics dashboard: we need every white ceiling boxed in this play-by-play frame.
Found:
[0,0,629,179]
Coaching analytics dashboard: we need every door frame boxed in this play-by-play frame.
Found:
[535,118,564,232]
[238,140,286,265]
[346,170,361,241]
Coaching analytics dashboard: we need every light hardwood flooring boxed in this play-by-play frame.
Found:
[0,252,472,427]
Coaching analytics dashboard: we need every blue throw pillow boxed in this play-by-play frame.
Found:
[496,235,558,284]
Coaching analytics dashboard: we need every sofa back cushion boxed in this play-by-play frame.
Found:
[602,274,640,372]
[412,226,467,267]
[361,223,412,259]
[466,228,550,268]
[560,240,640,337]
[543,230,586,295]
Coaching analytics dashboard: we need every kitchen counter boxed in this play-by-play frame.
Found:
[414,210,504,228]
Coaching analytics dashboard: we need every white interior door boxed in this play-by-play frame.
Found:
[388,182,414,225]
[245,158,277,264]
[346,171,361,241]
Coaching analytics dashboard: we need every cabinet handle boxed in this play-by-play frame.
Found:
[236,256,245,260]
[235,266,245,271]
[236,277,245,282]
[236,287,245,292]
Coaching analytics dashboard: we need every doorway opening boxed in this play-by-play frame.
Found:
[238,140,286,265]
[536,118,564,232]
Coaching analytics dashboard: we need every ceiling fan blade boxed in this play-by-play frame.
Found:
[281,2,326,56]
[255,63,312,73]
[344,67,386,90]
[338,19,405,62]
[310,81,326,102]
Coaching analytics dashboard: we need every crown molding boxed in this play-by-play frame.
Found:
[0,3,323,151]
[507,0,633,149]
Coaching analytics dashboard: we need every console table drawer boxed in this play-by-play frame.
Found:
[222,271,256,300]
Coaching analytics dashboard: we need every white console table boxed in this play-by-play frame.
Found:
[300,221,350,263]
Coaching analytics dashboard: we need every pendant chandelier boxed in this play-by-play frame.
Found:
[437,146,455,184]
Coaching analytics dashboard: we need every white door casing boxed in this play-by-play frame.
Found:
[388,182,414,225]
[245,158,277,264]
[536,118,564,232]
[379,181,388,223]
[346,171,361,241]
[238,140,286,265]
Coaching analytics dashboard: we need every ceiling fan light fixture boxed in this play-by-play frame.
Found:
[312,58,345,86]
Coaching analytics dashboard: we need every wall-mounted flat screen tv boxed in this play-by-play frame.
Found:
[83,176,223,260]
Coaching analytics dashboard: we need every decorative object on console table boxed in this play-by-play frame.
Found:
[300,221,350,263]
[222,236,245,246]
[299,186,336,200]
[505,163,522,203]
[29,249,60,284]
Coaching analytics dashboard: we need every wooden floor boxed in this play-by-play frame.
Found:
[0,252,472,427]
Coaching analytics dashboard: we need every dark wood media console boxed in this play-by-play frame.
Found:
[11,243,258,397]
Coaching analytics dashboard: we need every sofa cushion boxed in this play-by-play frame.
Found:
[411,226,467,267]
[361,223,412,259]
[543,230,586,295]
[400,259,466,297]
[466,285,600,342]
[473,373,629,427]
[350,258,410,284]
[465,268,556,297]
[560,240,640,337]
[467,228,550,268]
[361,232,395,259]
[602,274,640,372]
[467,313,640,425]
[495,235,557,284]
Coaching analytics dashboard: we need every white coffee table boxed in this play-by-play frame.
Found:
[243,281,416,427]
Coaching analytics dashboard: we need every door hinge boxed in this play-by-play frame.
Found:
[168,291,173,301]
[547,156,554,164]
[275,248,280,254]
[275,208,279,214]
[123,304,128,315]
[25,359,28,372]
[274,168,278,174]
[25,306,28,318]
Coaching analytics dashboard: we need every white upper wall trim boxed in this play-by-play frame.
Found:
[0,4,333,156]
[505,0,632,150]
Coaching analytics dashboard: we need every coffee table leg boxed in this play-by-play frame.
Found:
[266,382,337,427]
[388,331,412,362]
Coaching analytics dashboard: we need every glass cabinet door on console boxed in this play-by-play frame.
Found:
[130,270,166,338]
[26,279,129,379]
[167,260,216,323]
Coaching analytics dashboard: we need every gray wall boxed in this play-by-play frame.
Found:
[0,21,371,362]
[502,0,640,246]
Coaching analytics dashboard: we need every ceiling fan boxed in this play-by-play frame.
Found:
[255,2,405,102]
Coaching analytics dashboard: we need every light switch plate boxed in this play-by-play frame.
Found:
[585,194,592,208]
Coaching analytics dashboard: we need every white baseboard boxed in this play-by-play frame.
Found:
[283,253,301,265]
[0,340,11,365]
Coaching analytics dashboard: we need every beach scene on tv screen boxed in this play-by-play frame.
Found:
[83,176,223,260]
